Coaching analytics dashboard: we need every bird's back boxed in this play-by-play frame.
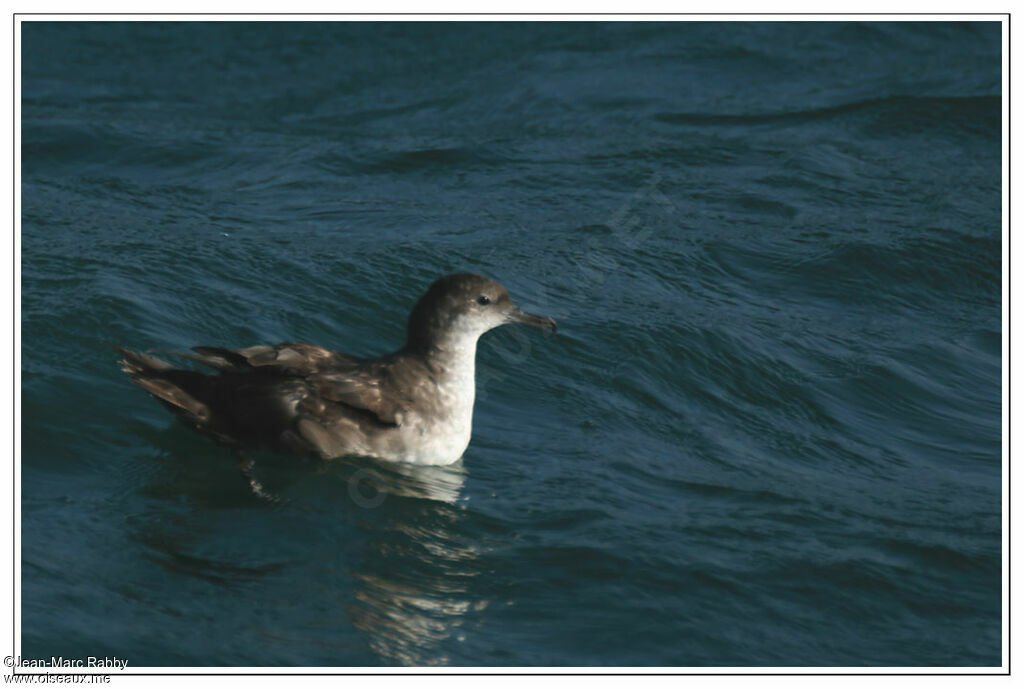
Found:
[116,344,408,458]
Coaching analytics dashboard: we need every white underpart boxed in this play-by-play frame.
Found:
[386,314,498,466]
[402,345,476,465]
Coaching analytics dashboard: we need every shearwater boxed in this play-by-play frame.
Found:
[116,273,557,466]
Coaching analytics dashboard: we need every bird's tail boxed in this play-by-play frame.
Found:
[114,347,214,428]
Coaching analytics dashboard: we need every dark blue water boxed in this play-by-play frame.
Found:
[21,21,1002,667]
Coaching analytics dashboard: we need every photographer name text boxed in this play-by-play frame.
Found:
[4,657,127,671]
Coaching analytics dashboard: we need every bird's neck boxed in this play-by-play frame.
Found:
[422,332,479,379]
[407,331,481,412]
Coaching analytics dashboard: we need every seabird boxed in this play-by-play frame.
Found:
[116,273,557,466]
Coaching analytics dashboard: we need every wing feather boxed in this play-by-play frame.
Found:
[186,342,405,427]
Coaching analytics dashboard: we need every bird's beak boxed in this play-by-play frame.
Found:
[507,307,558,333]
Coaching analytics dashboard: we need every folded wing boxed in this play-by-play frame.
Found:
[186,342,408,427]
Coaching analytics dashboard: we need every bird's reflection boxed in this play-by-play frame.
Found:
[340,458,468,506]
[328,458,485,666]
[135,441,487,666]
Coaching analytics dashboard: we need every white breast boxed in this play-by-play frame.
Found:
[389,337,479,466]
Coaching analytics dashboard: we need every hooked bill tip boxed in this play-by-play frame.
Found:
[509,308,557,333]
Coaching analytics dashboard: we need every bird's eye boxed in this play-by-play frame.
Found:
[477,295,491,306]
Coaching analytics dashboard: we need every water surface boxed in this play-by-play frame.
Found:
[21,21,1002,666]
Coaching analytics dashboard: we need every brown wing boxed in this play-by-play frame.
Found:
[306,369,407,427]
[186,342,361,375]
[187,342,407,427]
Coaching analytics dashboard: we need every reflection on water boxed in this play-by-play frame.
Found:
[135,451,486,666]
[340,459,487,666]
[341,459,469,506]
